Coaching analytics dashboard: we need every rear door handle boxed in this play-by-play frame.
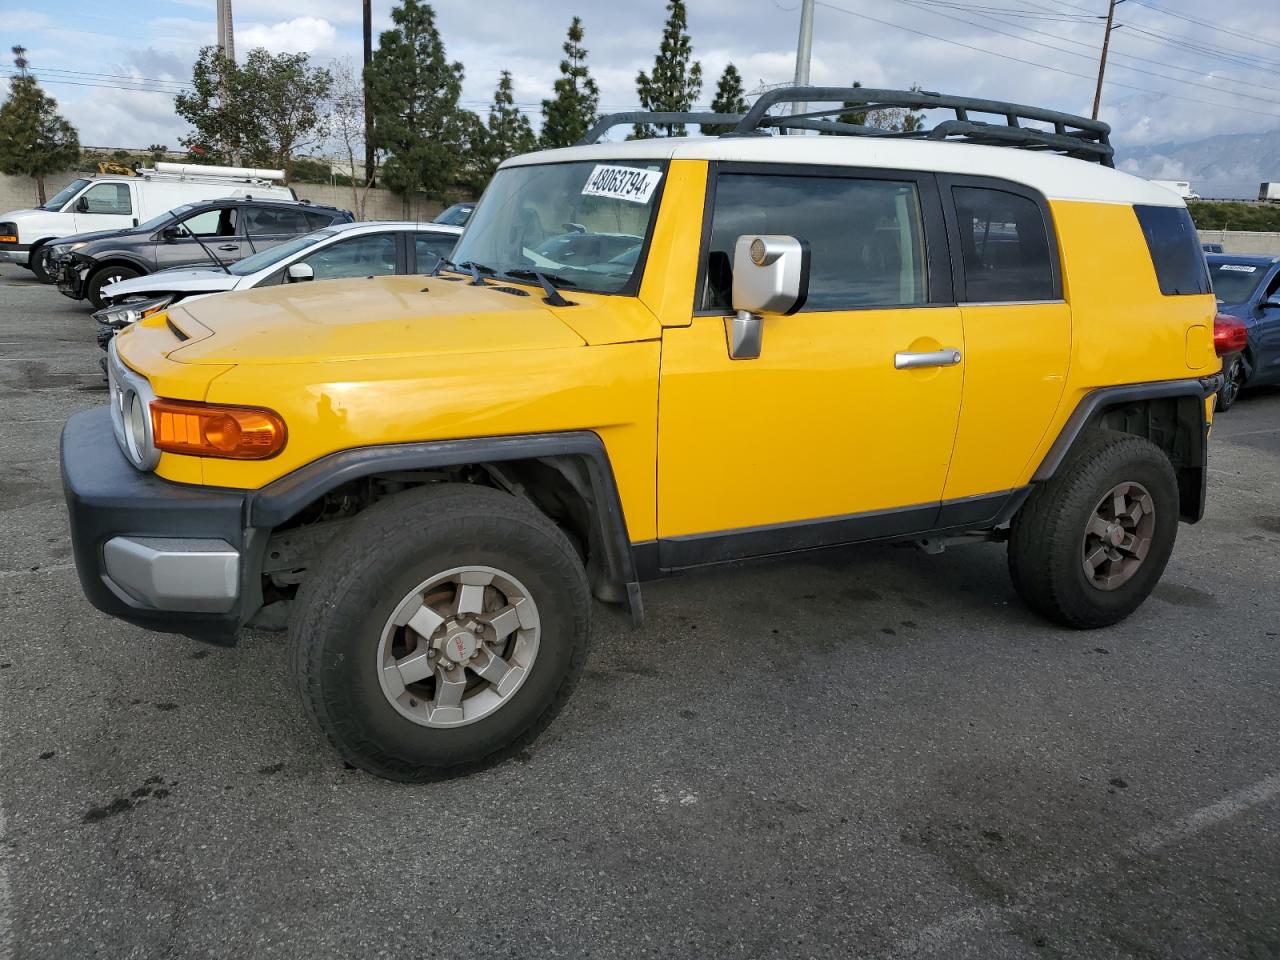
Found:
[895,348,962,370]
[217,244,239,251]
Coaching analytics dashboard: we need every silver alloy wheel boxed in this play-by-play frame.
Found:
[1081,481,1156,591]
[376,565,540,728]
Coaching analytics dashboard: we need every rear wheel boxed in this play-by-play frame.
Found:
[1216,354,1245,412]
[85,265,141,309]
[289,484,592,781]
[1008,429,1179,628]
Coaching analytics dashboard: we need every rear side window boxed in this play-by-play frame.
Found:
[702,173,928,312]
[1133,205,1211,296]
[246,206,313,237]
[952,186,1055,302]
[305,210,339,229]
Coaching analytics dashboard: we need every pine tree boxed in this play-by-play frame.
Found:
[0,47,80,205]
[366,0,472,202]
[539,17,600,149]
[704,63,747,136]
[473,71,537,186]
[633,0,702,139]
[836,80,867,129]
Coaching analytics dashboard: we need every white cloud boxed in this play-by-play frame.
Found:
[238,17,339,56]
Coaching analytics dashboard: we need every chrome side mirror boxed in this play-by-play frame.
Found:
[286,262,314,283]
[726,235,810,360]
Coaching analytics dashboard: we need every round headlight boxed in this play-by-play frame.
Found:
[127,391,149,462]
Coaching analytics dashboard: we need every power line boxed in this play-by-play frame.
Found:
[33,66,192,90]
[880,0,1280,107]
[811,0,1280,119]
[898,0,1280,96]
[1125,0,1280,52]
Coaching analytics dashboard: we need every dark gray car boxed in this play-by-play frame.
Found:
[51,197,353,308]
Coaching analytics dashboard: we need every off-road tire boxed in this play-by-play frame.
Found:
[289,483,592,782]
[1008,429,1179,628]
[85,265,141,309]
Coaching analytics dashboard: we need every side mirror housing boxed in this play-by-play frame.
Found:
[75,196,89,213]
[726,235,810,359]
[286,262,314,283]
[1263,296,1280,310]
[161,224,183,242]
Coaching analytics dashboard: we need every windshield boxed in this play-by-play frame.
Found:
[449,160,667,295]
[230,229,337,275]
[137,204,195,233]
[435,203,473,227]
[1209,260,1268,304]
[40,179,90,211]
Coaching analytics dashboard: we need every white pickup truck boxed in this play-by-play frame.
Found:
[0,163,294,281]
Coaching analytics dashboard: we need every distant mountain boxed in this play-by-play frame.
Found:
[1116,128,1280,200]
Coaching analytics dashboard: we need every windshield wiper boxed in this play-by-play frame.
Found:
[503,269,577,306]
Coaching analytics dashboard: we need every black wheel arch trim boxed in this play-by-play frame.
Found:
[247,431,643,624]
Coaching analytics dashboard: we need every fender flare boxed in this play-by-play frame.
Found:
[245,431,644,624]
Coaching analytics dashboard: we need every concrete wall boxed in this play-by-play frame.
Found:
[1198,230,1280,257]
[0,172,442,223]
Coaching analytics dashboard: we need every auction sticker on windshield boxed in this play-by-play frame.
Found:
[581,165,662,204]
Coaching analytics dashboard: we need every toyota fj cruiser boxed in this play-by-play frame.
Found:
[61,88,1223,781]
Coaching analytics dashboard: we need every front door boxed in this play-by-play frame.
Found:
[155,206,244,271]
[72,181,135,231]
[656,166,964,568]
[1254,268,1280,384]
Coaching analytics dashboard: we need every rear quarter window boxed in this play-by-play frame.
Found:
[1133,205,1211,296]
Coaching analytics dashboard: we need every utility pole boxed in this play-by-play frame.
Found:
[216,0,237,164]
[791,0,815,127]
[1092,0,1124,120]
[363,0,375,186]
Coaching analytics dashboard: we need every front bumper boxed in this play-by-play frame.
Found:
[60,407,265,644]
[0,247,28,265]
[54,254,89,300]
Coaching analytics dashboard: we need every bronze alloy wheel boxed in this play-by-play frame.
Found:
[1081,480,1155,591]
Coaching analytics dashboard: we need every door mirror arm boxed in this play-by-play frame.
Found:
[725,235,811,360]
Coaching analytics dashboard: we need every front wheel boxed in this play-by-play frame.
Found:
[1008,429,1179,628]
[289,484,592,781]
[29,244,55,283]
[85,265,141,308]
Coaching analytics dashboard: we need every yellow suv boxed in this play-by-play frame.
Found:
[62,89,1224,780]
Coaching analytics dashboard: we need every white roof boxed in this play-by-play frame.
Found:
[503,135,1182,208]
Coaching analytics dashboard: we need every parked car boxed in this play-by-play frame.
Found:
[433,202,475,227]
[0,163,294,282]
[61,87,1224,781]
[1206,253,1280,408]
[51,197,353,308]
[92,221,464,353]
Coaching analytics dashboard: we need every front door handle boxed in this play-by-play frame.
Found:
[217,244,239,251]
[894,348,962,370]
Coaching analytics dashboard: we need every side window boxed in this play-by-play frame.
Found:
[81,183,132,215]
[702,173,928,312]
[952,186,1055,302]
[305,210,337,230]
[1132,205,1210,296]
[302,233,397,280]
[180,207,237,238]
[415,233,457,270]
[246,206,313,237]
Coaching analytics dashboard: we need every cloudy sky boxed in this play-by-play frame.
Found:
[4,0,1279,192]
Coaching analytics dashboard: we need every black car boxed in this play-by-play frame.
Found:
[51,197,354,308]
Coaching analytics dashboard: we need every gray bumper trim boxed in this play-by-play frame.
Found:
[103,536,240,613]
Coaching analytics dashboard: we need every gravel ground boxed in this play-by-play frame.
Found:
[0,264,1277,960]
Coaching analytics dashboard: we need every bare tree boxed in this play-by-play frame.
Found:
[328,57,375,220]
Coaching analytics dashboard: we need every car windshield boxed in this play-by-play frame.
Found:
[137,204,195,233]
[434,203,473,227]
[1209,260,1268,304]
[449,160,667,295]
[230,230,338,276]
[40,179,90,211]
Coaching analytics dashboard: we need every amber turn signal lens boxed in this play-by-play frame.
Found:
[150,399,286,460]
[0,235,17,244]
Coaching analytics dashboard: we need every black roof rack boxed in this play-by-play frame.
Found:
[577,86,1114,167]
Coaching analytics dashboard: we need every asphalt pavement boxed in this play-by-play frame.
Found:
[0,265,1277,960]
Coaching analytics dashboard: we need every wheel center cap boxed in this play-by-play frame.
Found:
[442,628,478,664]
[1106,523,1125,547]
